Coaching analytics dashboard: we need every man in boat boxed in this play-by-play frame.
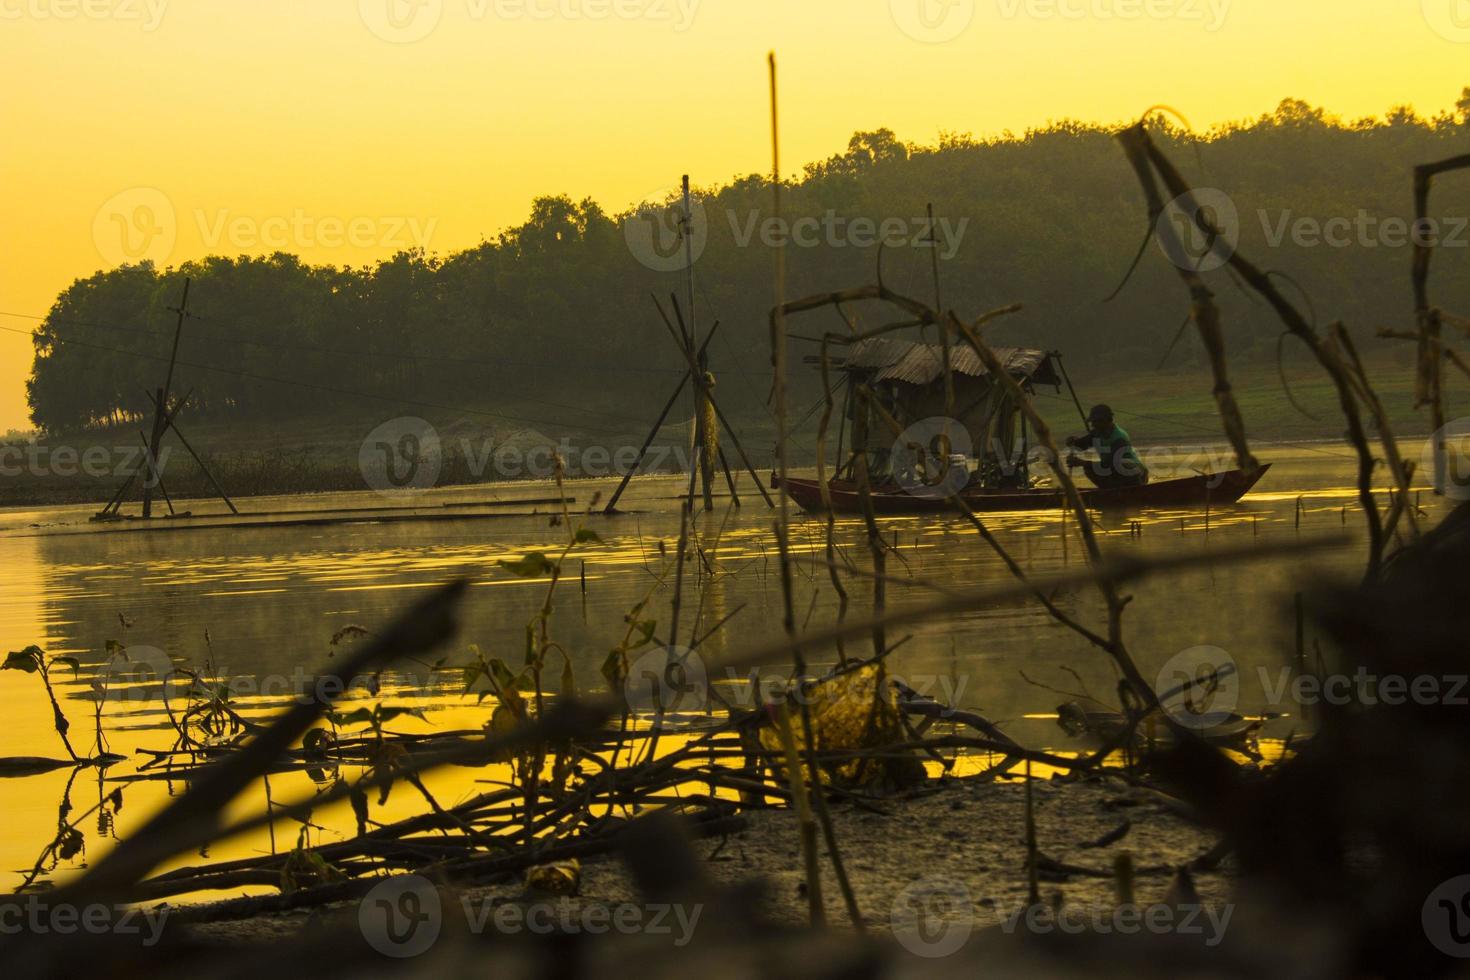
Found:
[1065,405,1149,490]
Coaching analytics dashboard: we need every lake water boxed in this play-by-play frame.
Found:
[0,441,1449,897]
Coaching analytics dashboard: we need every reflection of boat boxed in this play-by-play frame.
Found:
[774,466,1272,515]
[777,337,1271,515]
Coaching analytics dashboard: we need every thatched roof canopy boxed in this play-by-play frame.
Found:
[839,338,1061,389]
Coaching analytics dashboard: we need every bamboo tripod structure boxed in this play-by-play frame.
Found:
[605,177,773,515]
[94,277,238,521]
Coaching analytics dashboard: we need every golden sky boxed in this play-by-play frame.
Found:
[2,0,1467,433]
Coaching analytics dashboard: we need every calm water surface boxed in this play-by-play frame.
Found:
[0,442,1446,896]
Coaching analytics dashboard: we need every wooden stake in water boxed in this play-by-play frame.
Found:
[1113,853,1136,907]
[775,703,825,927]
[1294,591,1305,675]
[1025,758,1040,907]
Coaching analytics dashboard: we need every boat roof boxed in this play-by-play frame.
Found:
[839,338,1061,387]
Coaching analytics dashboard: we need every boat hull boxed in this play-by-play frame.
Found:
[773,465,1271,515]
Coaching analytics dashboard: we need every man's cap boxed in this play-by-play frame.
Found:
[1088,404,1114,423]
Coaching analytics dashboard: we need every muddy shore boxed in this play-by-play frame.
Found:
[179,772,1228,948]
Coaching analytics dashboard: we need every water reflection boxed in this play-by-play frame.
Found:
[0,446,1450,893]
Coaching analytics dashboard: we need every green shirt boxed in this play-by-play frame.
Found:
[1086,425,1147,480]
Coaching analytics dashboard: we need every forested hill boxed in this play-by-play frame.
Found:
[26,92,1470,437]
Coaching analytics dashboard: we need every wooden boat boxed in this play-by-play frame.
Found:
[773,465,1271,515]
[786,336,1273,515]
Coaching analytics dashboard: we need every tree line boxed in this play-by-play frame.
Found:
[26,90,1470,436]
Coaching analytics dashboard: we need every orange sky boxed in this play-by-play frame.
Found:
[2,0,1467,432]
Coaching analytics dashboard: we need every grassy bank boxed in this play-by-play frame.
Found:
[1,348,1456,510]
